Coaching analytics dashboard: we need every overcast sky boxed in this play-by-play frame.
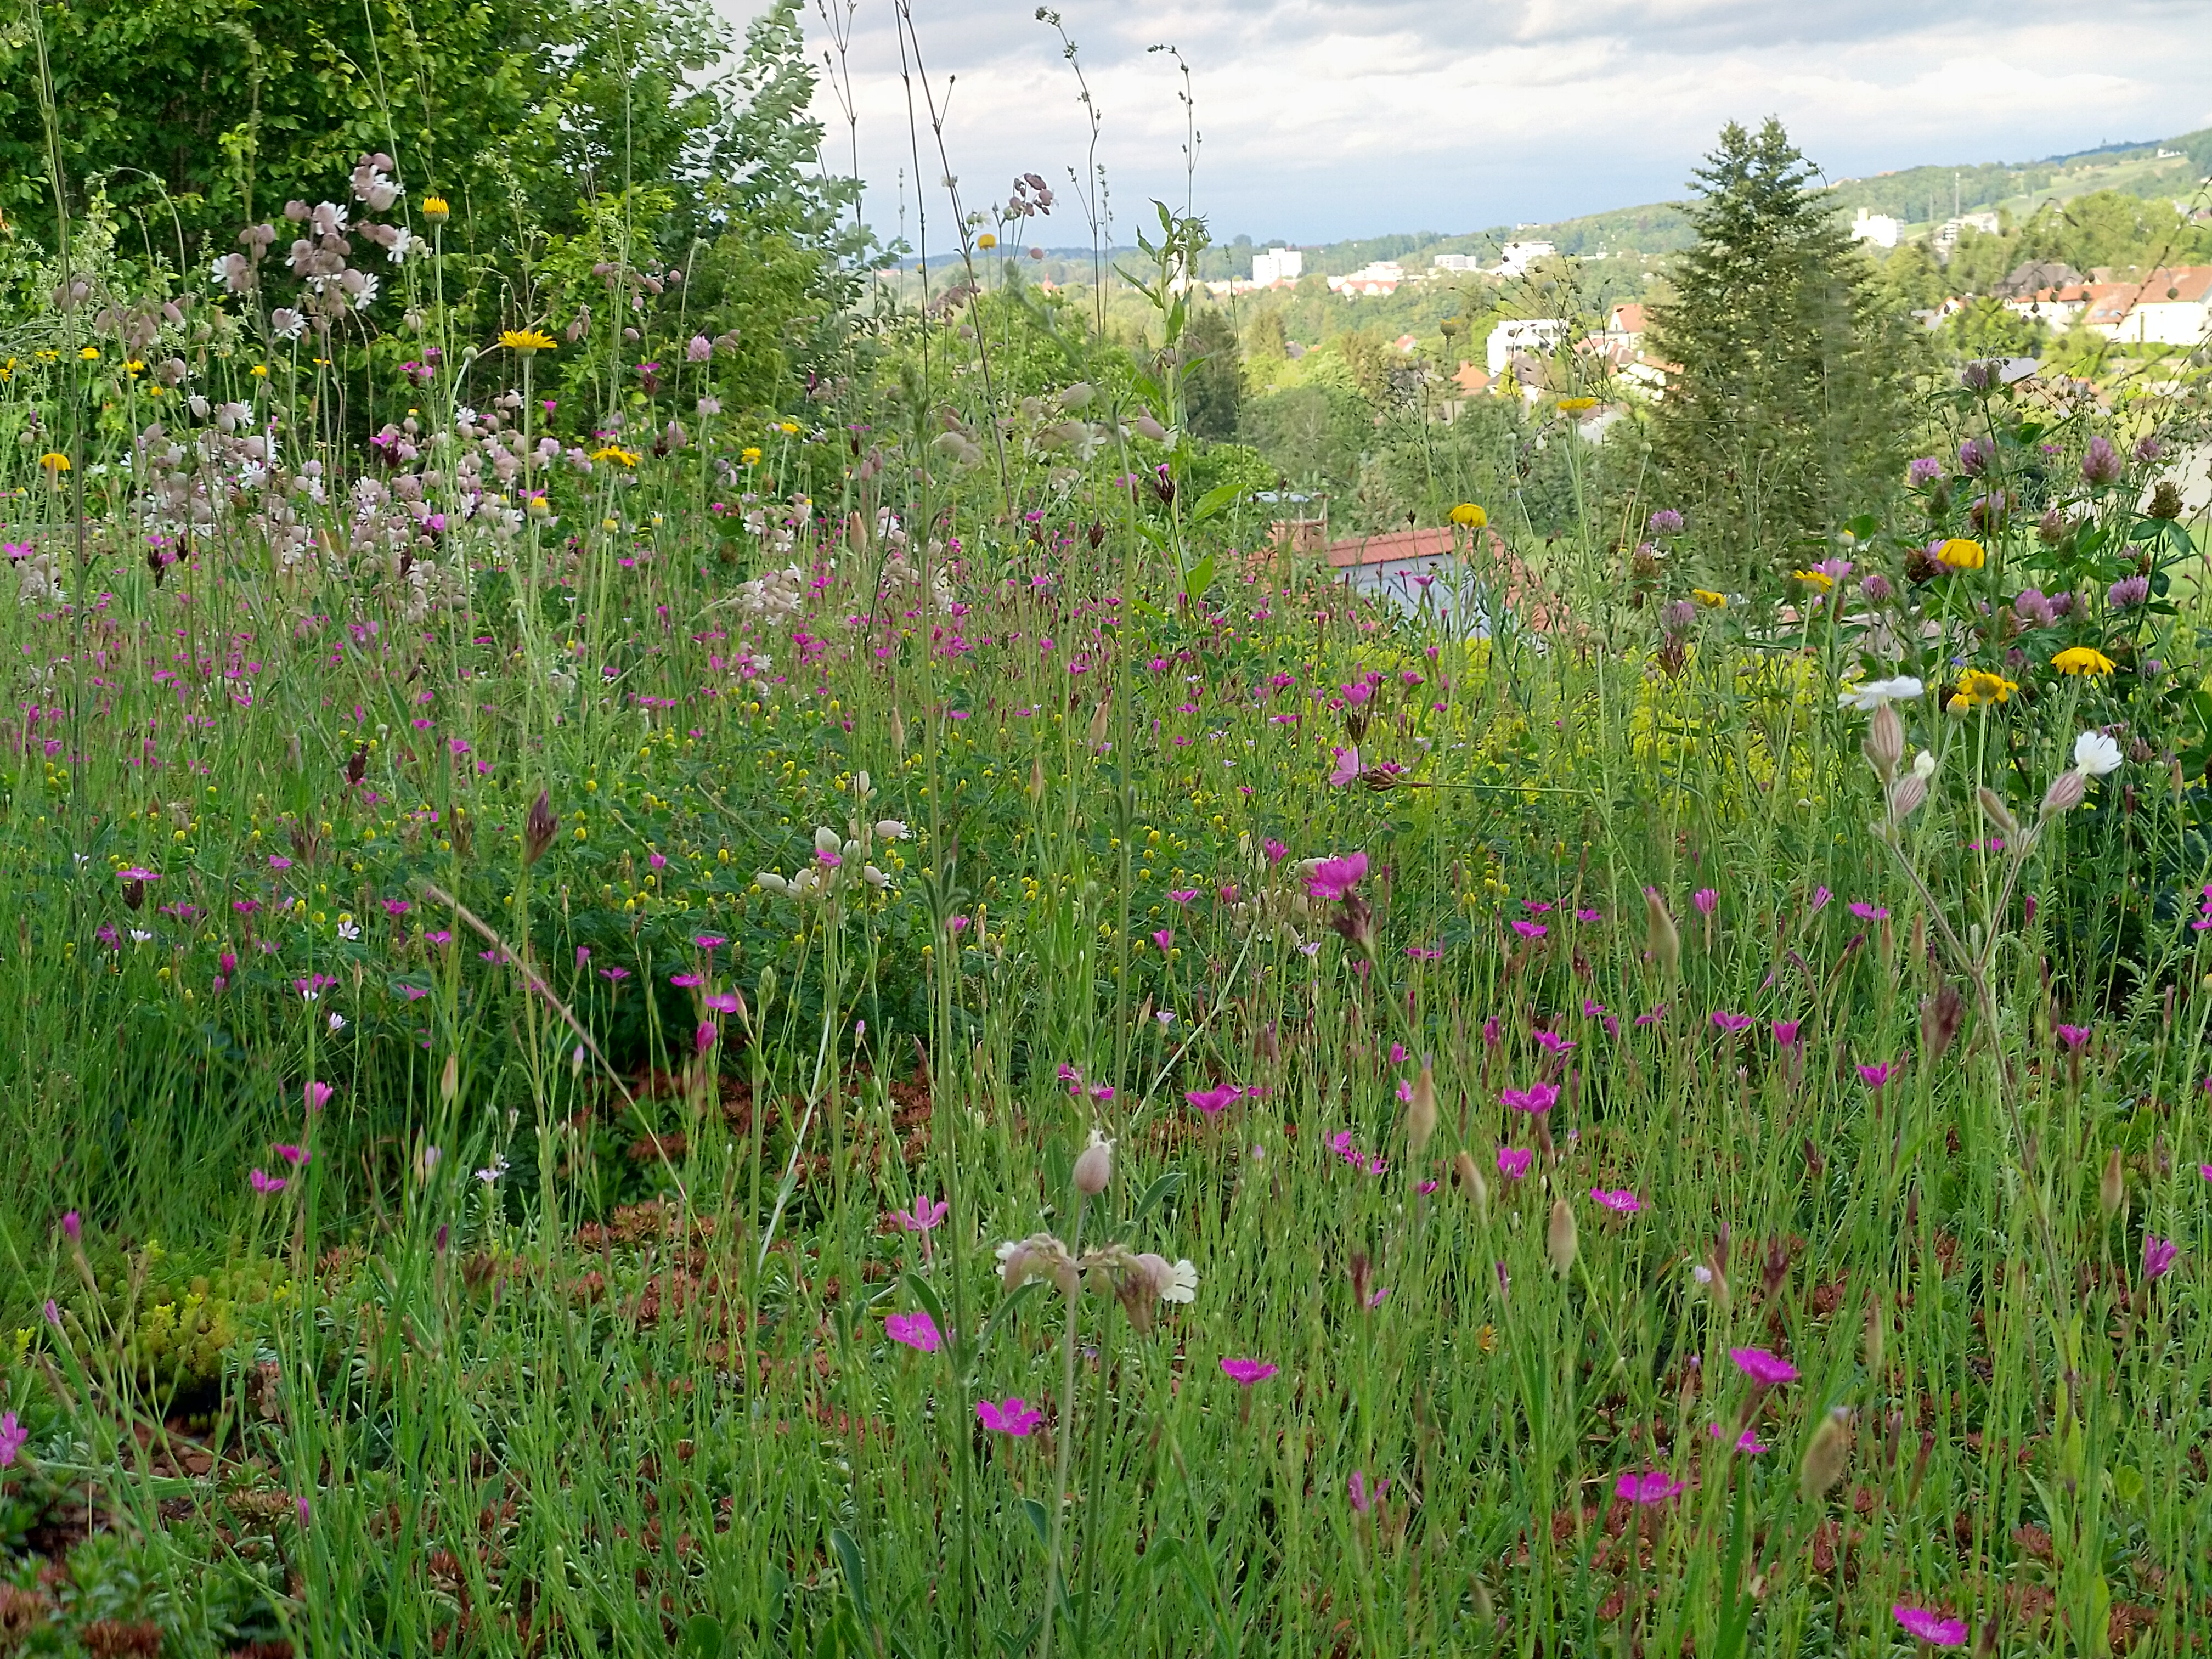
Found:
[766,0,2212,250]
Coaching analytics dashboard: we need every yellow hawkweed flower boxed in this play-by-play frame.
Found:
[1448,503,1487,529]
[1557,395,1598,413]
[778,420,800,435]
[1792,568,1834,593]
[1691,588,1727,609]
[1948,668,2017,710]
[37,452,69,473]
[590,445,640,467]
[741,446,763,466]
[79,346,100,360]
[251,364,268,376]
[422,195,451,222]
[498,328,557,354]
[1936,537,1985,571]
[2051,646,2115,676]
[977,232,997,250]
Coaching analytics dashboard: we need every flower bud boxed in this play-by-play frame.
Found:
[2100,1147,2125,1217]
[1976,787,2019,840]
[1406,1060,1438,1153]
[1799,1409,1853,1504]
[439,1052,459,1104]
[1863,1294,1884,1379]
[524,789,557,864]
[1073,1129,1114,1196]
[1547,1198,1578,1275]
[2040,768,2087,819]
[1864,702,1904,781]
[1644,888,1679,978]
[1453,1149,1487,1216]
[1887,774,1927,823]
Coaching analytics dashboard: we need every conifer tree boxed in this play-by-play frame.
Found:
[1650,119,1911,578]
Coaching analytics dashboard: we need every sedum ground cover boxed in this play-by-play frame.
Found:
[1,154,2211,1659]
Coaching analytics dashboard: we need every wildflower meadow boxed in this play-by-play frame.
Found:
[3,8,2212,1655]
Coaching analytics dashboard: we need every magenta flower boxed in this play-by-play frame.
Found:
[1532,1031,1575,1057]
[1221,1357,1278,1386]
[1150,929,1175,952]
[977,1397,1043,1436]
[2198,1163,2212,1182]
[117,866,160,883]
[0,1410,25,1468]
[1711,1010,1752,1033]
[304,1081,334,1114]
[1306,851,1368,901]
[61,1211,81,1244]
[1692,889,1717,916]
[1327,746,1362,787]
[2144,1235,2179,1281]
[1616,1470,1683,1504]
[1512,919,1547,940]
[1708,1423,1767,1453]
[600,966,631,982]
[1892,1606,1968,1647]
[2055,1024,2091,1050]
[889,1197,949,1234]
[704,991,742,1014]
[696,1021,718,1052]
[1347,1470,1390,1514]
[1186,1083,1240,1116]
[1771,1019,1803,1048]
[1263,838,1289,864]
[1591,1188,1641,1214]
[1857,1061,1899,1089]
[1168,888,1199,904]
[1848,901,1888,921]
[1728,1346,1799,1386]
[249,1169,286,1195]
[1576,907,1602,922]
[1497,1147,1533,1179]
[693,934,727,951]
[885,1311,941,1353]
[670,972,703,988]
[1810,885,1832,911]
[273,1143,311,1167]
[1502,1081,1559,1115]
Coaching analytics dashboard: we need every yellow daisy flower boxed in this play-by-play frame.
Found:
[1936,537,1984,570]
[2051,646,2114,676]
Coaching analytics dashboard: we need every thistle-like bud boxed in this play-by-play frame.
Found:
[1799,1409,1853,1504]
[2040,768,2087,819]
[1073,1128,1114,1196]
[1547,1198,1578,1275]
[1864,702,1904,781]
[525,789,557,864]
[1406,1060,1438,1153]
[1644,888,1679,978]
[2099,1147,2125,1217]
[1976,787,2020,840]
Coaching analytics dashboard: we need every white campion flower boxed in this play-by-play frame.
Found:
[1838,676,1925,712]
[874,819,910,840]
[2074,730,2123,777]
[1911,749,1937,781]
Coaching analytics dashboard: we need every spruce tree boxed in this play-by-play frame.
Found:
[1650,119,1911,579]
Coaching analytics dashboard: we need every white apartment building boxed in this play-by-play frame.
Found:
[1487,317,1569,377]
[1849,207,1900,249]
[1251,247,1304,286]
[1496,240,1555,278]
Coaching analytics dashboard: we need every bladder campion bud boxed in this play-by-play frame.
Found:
[1547,1198,1578,1275]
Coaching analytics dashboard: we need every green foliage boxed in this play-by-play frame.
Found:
[1177,307,1240,441]
[1649,119,1914,577]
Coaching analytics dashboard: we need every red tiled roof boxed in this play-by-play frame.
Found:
[1324,528,1566,631]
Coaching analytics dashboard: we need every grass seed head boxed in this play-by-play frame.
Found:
[1547,1199,1578,1275]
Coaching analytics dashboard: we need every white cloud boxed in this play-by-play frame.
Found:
[748,0,2212,244]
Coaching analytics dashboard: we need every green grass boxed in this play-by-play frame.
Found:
[2,183,2212,1659]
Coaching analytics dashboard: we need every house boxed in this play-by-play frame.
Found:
[1496,240,1555,278]
[1850,208,1900,249]
[1452,361,1492,396]
[1251,247,1303,287]
[1934,212,2001,258]
[1608,302,1647,341]
[1324,526,1562,634]
[2084,267,2212,345]
[1328,261,1406,297]
[1994,260,2085,298]
[1431,253,1481,272]
[1487,317,1569,376]
[2002,284,2090,330]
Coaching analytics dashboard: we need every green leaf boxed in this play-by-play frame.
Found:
[682,1614,726,1659]
[830,1526,873,1631]
[966,1279,1044,1379]
[1188,482,1244,526]
[1127,1170,1185,1231]
[1182,556,1216,610]
[1020,1496,1051,1548]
